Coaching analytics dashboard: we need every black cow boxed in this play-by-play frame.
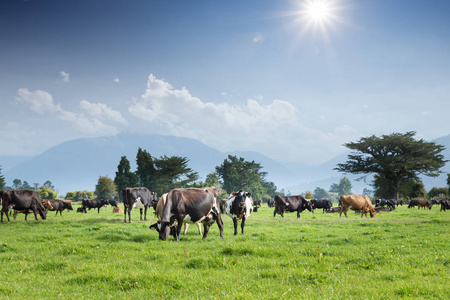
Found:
[108,199,118,207]
[325,207,341,213]
[273,195,312,218]
[151,188,223,241]
[252,199,261,212]
[374,206,395,212]
[224,190,254,235]
[122,187,158,223]
[408,200,418,208]
[1,190,47,223]
[267,198,274,208]
[81,199,109,213]
[310,199,332,213]
[48,200,73,216]
[440,200,450,211]
[77,207,87,213]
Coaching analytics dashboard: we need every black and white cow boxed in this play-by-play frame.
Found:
[224,190,254,235]
[122,187,158,223]
[150,188,223,241]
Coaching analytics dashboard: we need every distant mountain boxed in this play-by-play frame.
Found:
[3,133,449,196]
[3,133,297,195]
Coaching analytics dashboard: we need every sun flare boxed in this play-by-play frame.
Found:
[305,1,331,23]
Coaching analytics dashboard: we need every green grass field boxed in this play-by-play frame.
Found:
[0,204,449,299]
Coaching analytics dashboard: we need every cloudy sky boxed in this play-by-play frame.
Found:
[1,0,449,165]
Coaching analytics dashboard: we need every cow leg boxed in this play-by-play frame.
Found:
[139,208,143,221]
[196,223,202,235]
[241,216,246,234]
[297,211,300,218]
[175,219,183,241]
[273,210,276,217]
[183,223,189,235]
[233,217,238,235]
[13,210,18,220]
[55,211,59,216]
[143,206,148,221]
[128,208,132,223]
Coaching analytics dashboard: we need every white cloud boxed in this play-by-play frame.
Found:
[15,88,62,113]
[128,74,342,163]
[80,100,128,125]
[14,88,125,137]
[59,71,70,82]
[114,77,120,83]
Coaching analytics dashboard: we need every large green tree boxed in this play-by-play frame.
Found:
[38,186,58,200]
[114,156,138,201]
[329,177,352,196]
[215,155,276,201]
[153,155,199,194]
[95,176,117,200]
[335,132,447,199]
[313,187,329,199]
[135,148,156,189]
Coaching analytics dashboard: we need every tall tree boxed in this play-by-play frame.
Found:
[335,132,447,199]
[313,187,329,199]
[95,176,117,200]
[153,155,199,194]
[215,155,276,201]
[329,177,352,196]
[0,166,5,190]
[13,179,22,190]
[114,156,138,201]
[135,148,156,189]
[205,172,220,188]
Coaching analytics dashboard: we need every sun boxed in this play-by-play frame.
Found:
[305,0,331,23]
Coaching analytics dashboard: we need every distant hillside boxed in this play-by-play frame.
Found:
[3,133,449,196]
[4,133,297,195]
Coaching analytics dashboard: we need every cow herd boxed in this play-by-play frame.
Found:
[1,189,448,241]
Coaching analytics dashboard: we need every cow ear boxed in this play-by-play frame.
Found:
[247,192,252,197]
[232,192,237,197]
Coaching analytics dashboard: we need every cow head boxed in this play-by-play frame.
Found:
[150,221,176,240]
[38,208,47,220]
[231,190,252,211]
[41,200,53,210]
[303,201,313,212]
[369,207,376,218]
[65,202,74,211]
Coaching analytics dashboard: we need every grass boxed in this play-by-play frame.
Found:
[0,204,449,299]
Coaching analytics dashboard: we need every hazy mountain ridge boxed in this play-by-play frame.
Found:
[3,133,449,196]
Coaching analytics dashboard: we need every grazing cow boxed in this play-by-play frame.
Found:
[152,192,202,236]
[224,190,254,235]
[339,194,376,219]
[408,200,418,208]
[375,199,395,209]
[374,206,394,213]
[151,188,224,241]
[112,207,124,213]
[440,200,450,212]
[431,199,441,206]
[325,207,341,213]
[273,195,312,218]
[13,198,53,220]
[390,199,404,206]
[122,188,157,223]
[1,190,47,223]
[267,198,274,208]
[108,199,118,207]
[310,199,332,213]
[77,207,87,213]
[81,199,109,213]
[48,199,73,216]
[416,199,432,210]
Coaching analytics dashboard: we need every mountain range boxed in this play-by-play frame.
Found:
[2,132,449,196]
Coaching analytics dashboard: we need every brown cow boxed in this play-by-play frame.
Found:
[416,199,432,210]
[112,207,124,213]
[339,194,376,219]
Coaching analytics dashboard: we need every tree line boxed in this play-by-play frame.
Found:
[1,131,449,202]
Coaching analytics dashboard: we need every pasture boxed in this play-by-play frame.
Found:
[0,204,449,299]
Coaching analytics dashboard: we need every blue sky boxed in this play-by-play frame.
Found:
[1,0,450,165]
